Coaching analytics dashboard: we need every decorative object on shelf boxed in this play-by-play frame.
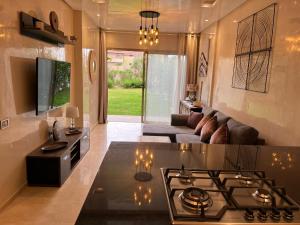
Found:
[35,21,44,30]
[65,105,79,131]
[134,148,154,181]
[20,12,76,46]
[47,107,63,141]
[186,84,198,102]
[49,11,59,32]
[138,10,160,46]
[133,184,152,206]
[89,50,97,83]
[232,4,276,93]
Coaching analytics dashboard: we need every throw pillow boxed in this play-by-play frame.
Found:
[210,123,229,144]
[187,112,203,129]
[200,116,218,143]
[194,114,213,135]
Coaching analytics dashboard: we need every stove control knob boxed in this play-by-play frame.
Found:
[244,209,254,221]
[283,209,294,221]
[258,209,268,222]
[270,208,281,221]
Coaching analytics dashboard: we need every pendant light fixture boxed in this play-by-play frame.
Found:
[138,10,160,46]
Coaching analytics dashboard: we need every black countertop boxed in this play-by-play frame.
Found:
[75,142,300,225]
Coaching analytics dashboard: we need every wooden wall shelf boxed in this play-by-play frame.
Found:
[19,12,75,46]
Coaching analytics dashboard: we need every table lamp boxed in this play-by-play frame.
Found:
[65,105,79,130]
[186,84,198,102]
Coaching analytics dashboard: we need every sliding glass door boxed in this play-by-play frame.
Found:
[144,54,186,123]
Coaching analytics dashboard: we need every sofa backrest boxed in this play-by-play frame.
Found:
[202,106,217,117]
[227,119,259,145]
[214,112,231,127]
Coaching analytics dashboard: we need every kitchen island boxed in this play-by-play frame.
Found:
[75,142,300,224]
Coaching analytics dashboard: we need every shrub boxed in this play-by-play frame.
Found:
[108,79,114,88]
[122,78,143,88]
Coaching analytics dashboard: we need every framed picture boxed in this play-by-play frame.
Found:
[198,36,211,77]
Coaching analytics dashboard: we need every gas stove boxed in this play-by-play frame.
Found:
[161,166,300,224]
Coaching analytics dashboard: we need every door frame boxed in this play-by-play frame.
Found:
[106,48,146,122]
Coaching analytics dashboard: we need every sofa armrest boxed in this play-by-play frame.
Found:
[171,114,189,126]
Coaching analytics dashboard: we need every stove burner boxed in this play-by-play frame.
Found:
[252,188,272,204]
[179,187,213,212]
[235,174,253,185]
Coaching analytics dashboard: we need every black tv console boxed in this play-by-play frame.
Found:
[26,128,90,186]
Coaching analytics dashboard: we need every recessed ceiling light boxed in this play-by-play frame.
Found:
[204,19,209,22]
[97,13,100,17]
[233,20,238,23]
[92,0,105,3]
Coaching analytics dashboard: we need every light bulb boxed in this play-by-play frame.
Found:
[144,29,147,36]
[139,39,143,45]
[150,25,154,34]
[155,27,159,36]
[150,40,153,46]
[155,37,159,44]
[143,36,147,43]
[139,26,143,35]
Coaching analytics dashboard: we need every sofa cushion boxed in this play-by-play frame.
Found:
[210,124,229,144]
[194,114,213,135]
[143,124,194,142]
[227,119,259,145]
[187,112,203,129]
[214,112,231,127]
[176,134,203,143]
[200,116,218,143]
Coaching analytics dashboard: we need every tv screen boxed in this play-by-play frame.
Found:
[36,58,71,115]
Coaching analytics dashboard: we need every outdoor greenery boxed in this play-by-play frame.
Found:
[108,88,142,115]
[53,88,70,107]
[108,58,143,89]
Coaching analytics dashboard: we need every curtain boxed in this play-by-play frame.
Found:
[185,34,199,85]
[145,54,182,123]
[98,30,107,124]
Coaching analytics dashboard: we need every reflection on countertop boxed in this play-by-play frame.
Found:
[75,142,300,225]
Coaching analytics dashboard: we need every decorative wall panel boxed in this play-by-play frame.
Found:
[232,4,276,93]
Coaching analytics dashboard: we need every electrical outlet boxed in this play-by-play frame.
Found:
[0,118,10,130]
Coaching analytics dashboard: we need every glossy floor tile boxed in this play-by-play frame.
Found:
[0,122,143,225]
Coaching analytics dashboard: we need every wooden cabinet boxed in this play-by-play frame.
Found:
[26,128,90,186]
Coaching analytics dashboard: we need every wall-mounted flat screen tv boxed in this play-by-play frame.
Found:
[36,58,71,115]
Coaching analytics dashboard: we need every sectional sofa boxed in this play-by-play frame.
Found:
[142,106,264,145]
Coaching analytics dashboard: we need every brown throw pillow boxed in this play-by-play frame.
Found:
[210,124,229,144]
[194,114,212,135]
[187,112,203,129]
[200,116,218,143]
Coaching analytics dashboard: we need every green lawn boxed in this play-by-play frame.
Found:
[108,88,142,115]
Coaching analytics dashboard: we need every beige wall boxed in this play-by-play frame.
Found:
[0,0,74,209]
[208,0,300,146]
[197,24,218,106]
[106,31,180,54]
[0,1,100,209]
[73,11,100,129]
[82,13,100,128]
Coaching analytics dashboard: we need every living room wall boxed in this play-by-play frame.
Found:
[208,0,300,146]
[0,0,99,209]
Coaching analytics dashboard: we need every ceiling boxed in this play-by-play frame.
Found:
[64,0,247,33]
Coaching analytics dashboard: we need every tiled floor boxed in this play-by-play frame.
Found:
[107,115,141,123]
[0,122,143,225]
